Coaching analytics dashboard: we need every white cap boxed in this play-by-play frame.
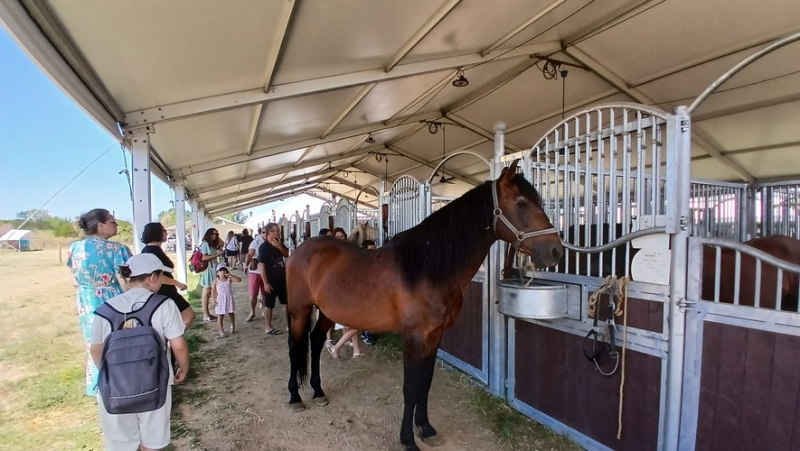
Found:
[125,253,173,277]
[216,263,228,272]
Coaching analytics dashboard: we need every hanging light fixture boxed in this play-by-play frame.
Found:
[452,68,469,88]
[365,134,375,144]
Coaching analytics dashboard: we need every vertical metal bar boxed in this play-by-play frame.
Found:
[636,111,645,221]
[622,109,632,275]
[714,246,722,303]
[733,251,741,305]
[573,115,581,273]
[754,259,762,308]
[596,109,605,278]
[584,112,592,276]
[609,109,618,276]
[776,268,784,311]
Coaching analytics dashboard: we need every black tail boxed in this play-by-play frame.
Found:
[287,311,311,387]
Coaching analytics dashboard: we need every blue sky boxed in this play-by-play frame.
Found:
[0,27,321,224]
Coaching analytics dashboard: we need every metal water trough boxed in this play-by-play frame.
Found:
[497,279,568,320]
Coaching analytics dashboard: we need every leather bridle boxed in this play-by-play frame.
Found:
[491,179,558,248]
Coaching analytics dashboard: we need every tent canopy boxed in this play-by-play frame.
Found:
[3,0,800,214]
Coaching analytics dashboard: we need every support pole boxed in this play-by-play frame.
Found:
[189,199,200,248]
[173,183,188,285]
[488,120,507,397]
[378,178,386,247]
[128,125,154,253]
[664,107,690,451]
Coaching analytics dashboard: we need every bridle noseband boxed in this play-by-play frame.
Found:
[491,179,558,248]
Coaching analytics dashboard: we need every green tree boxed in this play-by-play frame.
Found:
[223,211,249,225]
[50,217,78,238]
[157,208,177,228]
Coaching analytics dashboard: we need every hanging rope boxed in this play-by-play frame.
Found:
[15,143,117,232]
[119,144,133,203]
[616,277,630,440]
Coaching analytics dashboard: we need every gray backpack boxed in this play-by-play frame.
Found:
[94,293,170,414]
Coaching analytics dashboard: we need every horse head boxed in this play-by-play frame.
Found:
[494,159,563,267]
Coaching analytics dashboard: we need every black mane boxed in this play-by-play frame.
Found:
[388,174,541,287]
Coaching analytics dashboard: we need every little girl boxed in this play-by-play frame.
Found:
[212,263,241,338]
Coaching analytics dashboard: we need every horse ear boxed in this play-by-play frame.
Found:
[502,159,520,183]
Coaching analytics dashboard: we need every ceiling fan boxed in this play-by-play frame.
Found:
[431,123,455,185]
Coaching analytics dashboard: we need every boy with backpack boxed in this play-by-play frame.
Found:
[90,253,189,451]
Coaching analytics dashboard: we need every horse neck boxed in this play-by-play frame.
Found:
[396,182,497,288]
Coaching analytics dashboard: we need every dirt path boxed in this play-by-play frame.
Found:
[170,267,573,451]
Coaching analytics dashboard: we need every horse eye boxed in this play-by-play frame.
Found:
[516,199,528,209]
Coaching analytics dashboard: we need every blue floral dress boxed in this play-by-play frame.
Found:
[67,237,132,395]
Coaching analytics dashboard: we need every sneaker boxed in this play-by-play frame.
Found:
[361,332,377,345]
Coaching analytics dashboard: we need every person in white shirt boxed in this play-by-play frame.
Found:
[244,228,267,321]
[90,253,189,451]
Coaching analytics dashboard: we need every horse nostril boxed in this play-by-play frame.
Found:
[551,245,564,263]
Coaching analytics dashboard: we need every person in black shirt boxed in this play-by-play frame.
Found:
[257,222,289,335]
[140,222,196,327]
[237,229,253,270]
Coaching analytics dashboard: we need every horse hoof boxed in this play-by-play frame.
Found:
[313,395,329,406]
[420,434,443,447]
[288,401,306,412]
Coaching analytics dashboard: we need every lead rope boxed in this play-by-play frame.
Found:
[616,276,630,440]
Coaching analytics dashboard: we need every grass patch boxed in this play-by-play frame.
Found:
[374,333,577,450]
[15,365,85,410]
[374,332,403,360]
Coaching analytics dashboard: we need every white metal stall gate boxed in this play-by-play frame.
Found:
[497,103,688,451]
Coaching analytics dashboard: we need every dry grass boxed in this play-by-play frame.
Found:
[0,249,102,450]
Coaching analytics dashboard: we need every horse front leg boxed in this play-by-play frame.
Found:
[400,334,425,451]
[414,331,444,447]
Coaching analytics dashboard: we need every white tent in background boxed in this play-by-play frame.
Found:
[0,229,41,251]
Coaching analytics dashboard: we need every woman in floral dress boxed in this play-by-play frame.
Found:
[67,208,132,396]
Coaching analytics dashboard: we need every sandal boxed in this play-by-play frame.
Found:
[326,343,340,361]
[245,314,256,322]
[217,332,227,339]
[203,316,217,322]
[352,353,367,359]
[266,328,283,336]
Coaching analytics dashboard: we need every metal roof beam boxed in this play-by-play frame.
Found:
[384,0,461,71]
[189,145,384,195]
[563,46,654,104]
[205,179,321,211]
[388,145,480,186]
[123,41,561,128]
[320,83,376,139]
[201,172,335,207]
[263,0,296,91]
[691,128,754,183]
[562,0,664,47]
[445,113,524,151]
[443,57,540,113]
[482,0,567,56]
[315,186,378,210]
[173,111,439,177]
[209,186,318,216]
[385,71,456,122]
[199,161,359,204]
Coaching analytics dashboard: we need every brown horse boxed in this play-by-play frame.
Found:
[285,160,563,451]
[702,235,800,311]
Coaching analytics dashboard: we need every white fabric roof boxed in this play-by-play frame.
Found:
[0,229,33,241]
[3,0,800,215]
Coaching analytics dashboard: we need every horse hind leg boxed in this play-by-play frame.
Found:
[309,309,335,406]
[287,304,311,411]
